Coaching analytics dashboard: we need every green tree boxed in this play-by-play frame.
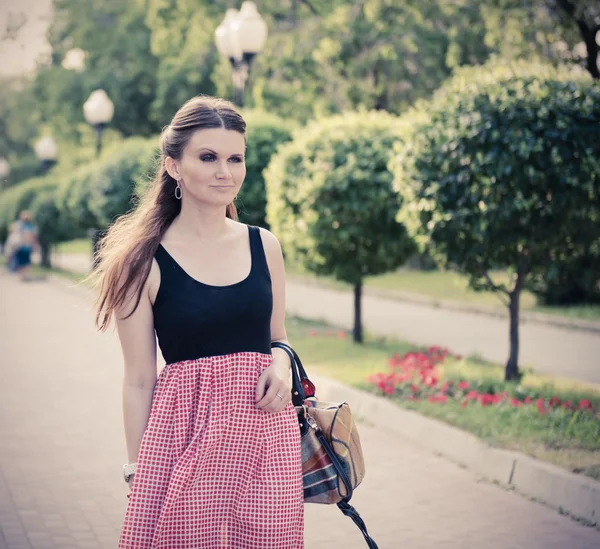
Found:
[265,111,416,342]
[392,61,600,380]
[236,110,295,227]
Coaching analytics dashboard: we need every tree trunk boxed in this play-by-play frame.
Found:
[505,288,521,380]
[555,0,600,79]
[579,21,600,79]
[353,281,363,343]
[291,0,297,25]
[40,242,51,269]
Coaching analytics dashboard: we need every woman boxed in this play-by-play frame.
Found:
[93,96,304,548]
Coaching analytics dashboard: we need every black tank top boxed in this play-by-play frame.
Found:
[152,225,273,364]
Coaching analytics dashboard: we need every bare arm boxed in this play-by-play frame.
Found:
[255,229,293,413]
[115,260,160,463]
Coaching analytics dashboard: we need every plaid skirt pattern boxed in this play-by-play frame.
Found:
[119,352,304,549]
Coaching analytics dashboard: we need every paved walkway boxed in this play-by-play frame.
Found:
[1,272,599,549]
[53,253,600,384]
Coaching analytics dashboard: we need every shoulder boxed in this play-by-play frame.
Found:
[256,227,285,278]
[114,252,160,317]
[256,226,282,254]
[256,227,284,266]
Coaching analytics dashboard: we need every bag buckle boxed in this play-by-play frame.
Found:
[306,414,318,430]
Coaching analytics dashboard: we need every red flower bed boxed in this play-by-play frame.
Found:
[367,346,600,417]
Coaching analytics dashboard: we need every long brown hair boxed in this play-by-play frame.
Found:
[92,95,246,330]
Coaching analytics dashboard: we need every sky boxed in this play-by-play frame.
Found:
[0,0,53,78]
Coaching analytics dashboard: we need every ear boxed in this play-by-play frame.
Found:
[165,157,181,181]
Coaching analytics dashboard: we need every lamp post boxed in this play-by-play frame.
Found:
[0,158,10,189]
[33,136,58,172]
[215,2,268,107]
[83,90,114,268]
[83,89,114,158]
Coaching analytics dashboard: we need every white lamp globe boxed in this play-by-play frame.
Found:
[0,158,10,179]
[62,48,86,72]
[34,136,58,161]
[215,9,243,60]
[83,89,114,126]
[230,2,268,56]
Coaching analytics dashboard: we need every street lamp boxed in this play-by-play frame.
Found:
[62,48,86,72]
[34,136,58,172]
[83,89,114,157]
[215,2,268,107]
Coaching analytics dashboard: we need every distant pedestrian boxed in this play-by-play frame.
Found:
[91,95,302,548]
[8,211,39,281]
[4,221,22,272]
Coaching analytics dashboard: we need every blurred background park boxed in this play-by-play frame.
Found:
[0,0,600,546]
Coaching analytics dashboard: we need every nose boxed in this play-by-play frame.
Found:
[216,159,232,180]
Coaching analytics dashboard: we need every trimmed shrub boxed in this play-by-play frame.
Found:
[266,110,416,342]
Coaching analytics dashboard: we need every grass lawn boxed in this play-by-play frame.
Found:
[287,265,600,322]
[55,238,92,254]
[285,316,600,481]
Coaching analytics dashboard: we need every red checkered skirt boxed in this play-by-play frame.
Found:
[119,352,304,548]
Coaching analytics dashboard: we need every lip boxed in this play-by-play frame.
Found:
[210,185,235,188]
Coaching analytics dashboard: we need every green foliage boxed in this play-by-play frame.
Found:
[87,138,159,226]
[0,77,43,188]
[392,61,600,298]
[141,0,221,123]
[56,137,159,232]
[29,190,78,248]
[265,110,416,286]
[529,254,600,305]
[5,0,596,175]
[0,177,58,242]
[236,110,295,227]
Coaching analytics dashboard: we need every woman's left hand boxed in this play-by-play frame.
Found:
[255,360,292,413]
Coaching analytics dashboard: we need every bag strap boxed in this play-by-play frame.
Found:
[337,501,380,549]
[271,341,313,405]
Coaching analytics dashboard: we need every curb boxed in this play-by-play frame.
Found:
[288,275,600,335]
[312,373,600,526]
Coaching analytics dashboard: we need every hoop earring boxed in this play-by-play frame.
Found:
[175,180,182,200]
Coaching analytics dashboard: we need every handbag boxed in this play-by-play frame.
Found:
[272,342,379,549]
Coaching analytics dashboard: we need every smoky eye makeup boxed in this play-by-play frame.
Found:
[199,151,244,162]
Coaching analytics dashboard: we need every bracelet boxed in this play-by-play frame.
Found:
[123,462,137,483]
[271,344,292,369]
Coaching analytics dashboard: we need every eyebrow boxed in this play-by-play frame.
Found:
[197,147,244,157]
